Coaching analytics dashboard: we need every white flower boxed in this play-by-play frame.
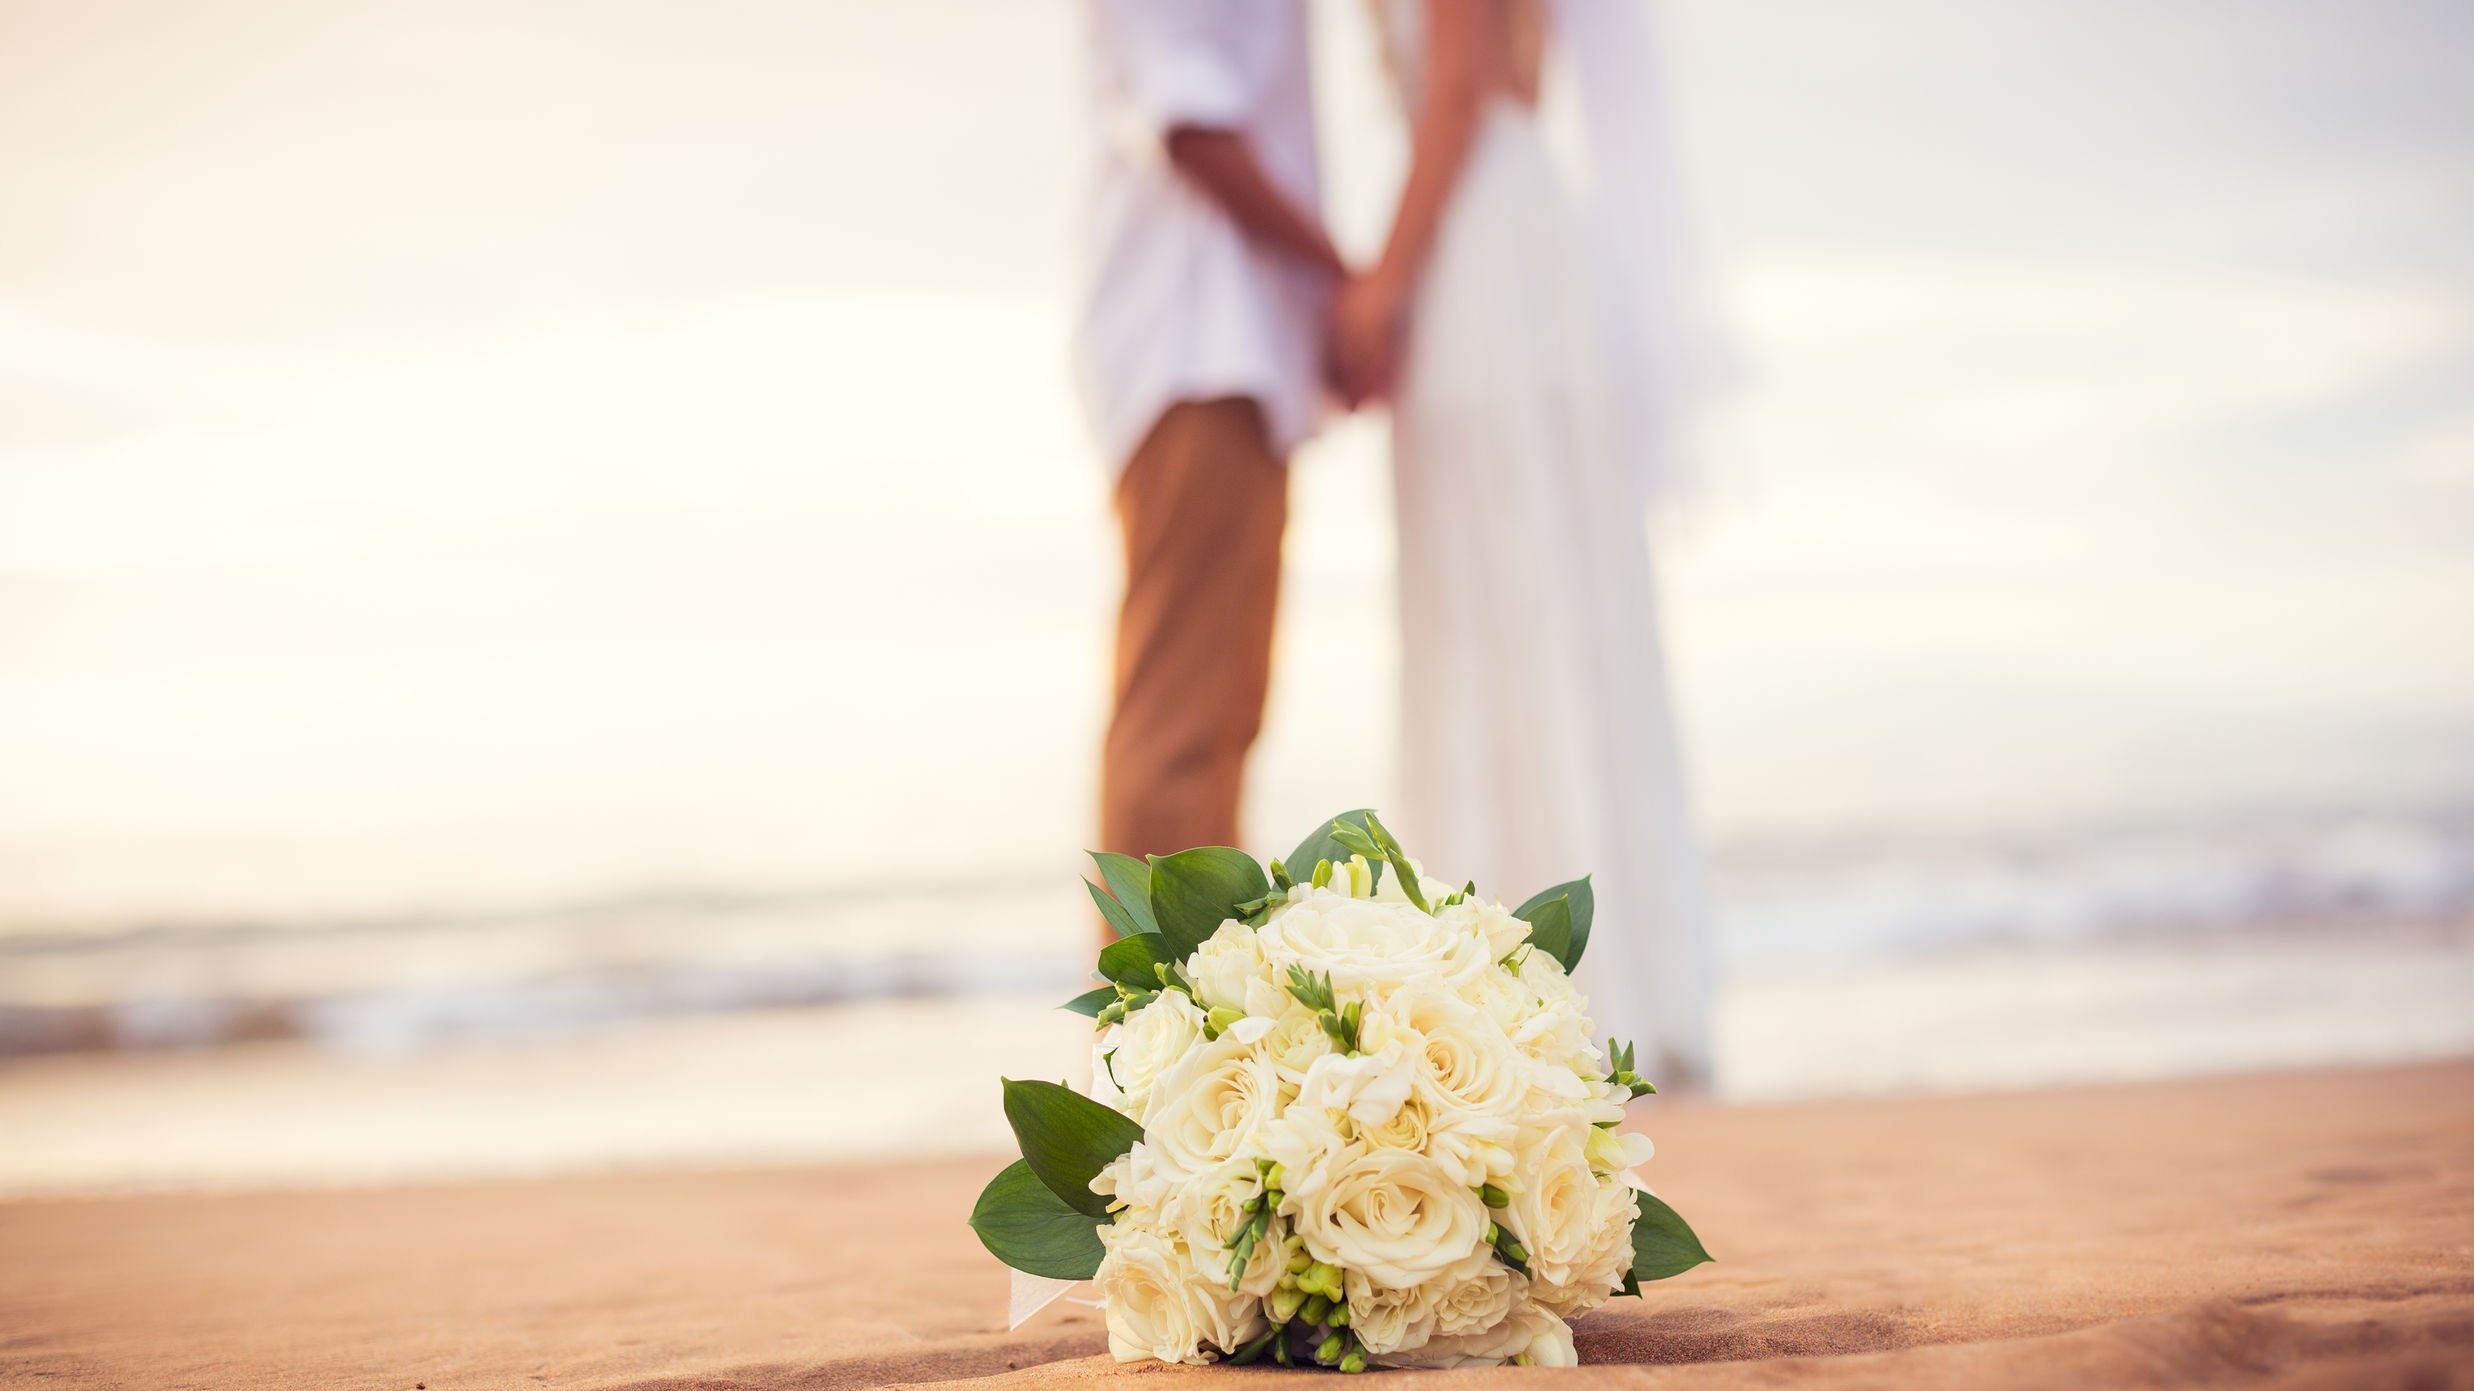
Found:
[1339,1247,1510,1355]
[1388,984,1527,1115]
[1534,1177,1639,1319]
[1184,919,1266,1014]
[1162,1158,1285,1297]
[1292,1043,1416,1129]
[1258,1090,1353,1201]
[1385,985,1525,1183]
[1057,847,1682,1371]
[1104,989,1205,1122]
[1256,889,1487,996]
[1467,960,1535,1033]
[1089,1141,1172,1225]
[1514,991,1599,1076]
[1255,1003,1334,1089]
[1374,1297,1576,1369]
[1359,1093,1434,1152]
[1339,1265,1441,1355]
[1093,1225,1196,1363]
[1429,1250,1522,1337]
[1286,1146,1490,1289]
[1142,1029,1283,1179]
[1440,898,1533,963]
[1503,1122,1611,1295]
[1587,1123,1655,1175]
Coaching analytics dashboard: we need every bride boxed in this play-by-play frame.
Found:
[1331,0,1719,1084]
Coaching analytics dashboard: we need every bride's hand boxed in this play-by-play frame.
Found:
[1326,271,1407,408]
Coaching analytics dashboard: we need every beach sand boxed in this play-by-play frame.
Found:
[3,1060,2468,1390]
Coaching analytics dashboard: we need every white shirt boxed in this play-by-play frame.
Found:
[1077,0,1329,475]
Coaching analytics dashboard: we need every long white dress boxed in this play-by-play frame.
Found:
[1376,0,1714,1083]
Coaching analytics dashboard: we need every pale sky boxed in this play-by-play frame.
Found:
[3,0,2471,927]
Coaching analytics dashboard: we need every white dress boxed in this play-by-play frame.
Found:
[1376,0,1713,1082]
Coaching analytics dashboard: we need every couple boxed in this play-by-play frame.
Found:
[1081,0,1713,1085]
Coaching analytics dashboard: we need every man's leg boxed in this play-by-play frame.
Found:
[1100,397,1286,884]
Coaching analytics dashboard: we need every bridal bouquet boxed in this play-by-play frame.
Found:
[969,811,1709,1371]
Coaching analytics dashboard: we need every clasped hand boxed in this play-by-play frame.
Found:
[1324,268,1409,411]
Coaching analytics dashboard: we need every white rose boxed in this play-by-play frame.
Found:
[1374,1297,1575,1369]
[1105,990,1205,1122]
[1384,986,1524,1183]
[1340,1247,1511,1355]
[1161,1157,1285,1298]
[1287,1146,1489,1288]
[1534,1177,1638,1319]
[1256,890,1486,996]
[1390,985,1528,1118]
[1094,1225,1205,1363]
[1142,1029,1283,1178]
[1508,1302,1581,1366]
[1502,1123,1606,1293]
[1429,1250,1522,1337]
[1339,1264,1442,1355]
[1184,920,1267,1014]
[1359,1093,1433,1152]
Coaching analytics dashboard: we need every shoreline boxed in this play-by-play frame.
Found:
[3,927,2471,1199]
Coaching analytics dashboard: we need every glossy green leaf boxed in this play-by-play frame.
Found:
[1089,851,1159,935]
[1001,1078,1145,1219]
[1061,985,1116,1017]
[1085,877,1141,940]
[1629,1188,1712,1285]
[1146,847,1267,959]
[1285,810,1374,885]
[968,1158,1106,1280]
[1096,932,1175,989]
[1514,876,1595,971]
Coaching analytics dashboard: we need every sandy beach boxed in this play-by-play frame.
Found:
[5,1058,2468,1390]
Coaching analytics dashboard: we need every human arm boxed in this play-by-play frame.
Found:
[1328,0,1501,402]
[1164,126,1347,279]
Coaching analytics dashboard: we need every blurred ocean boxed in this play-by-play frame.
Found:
[4,803,2470,1064]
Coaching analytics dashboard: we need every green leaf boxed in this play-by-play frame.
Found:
[1061,985,1116,1017]
[1096,932,1175,988]
[1514,876,1595,971]
[1146,847,1268,959]
[1285,810,1374,885]
[1516,894,1571,966]
[1002,1078,1145,1219]
[1629,1188,1712,1285]
[969,1159,1106,1280]
[1089,851,1159,935]
[1083,878,1141,940]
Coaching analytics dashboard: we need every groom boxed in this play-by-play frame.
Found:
[1080,0,1345,880]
